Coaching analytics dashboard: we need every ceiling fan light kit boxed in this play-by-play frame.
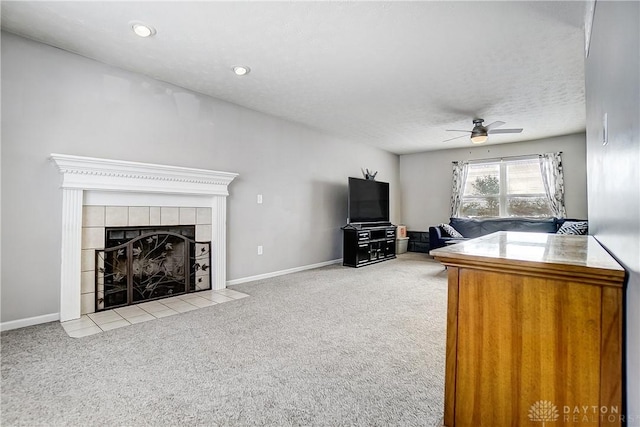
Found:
[471,134,488,144]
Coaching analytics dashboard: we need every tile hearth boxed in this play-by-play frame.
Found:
[61,289,249,338]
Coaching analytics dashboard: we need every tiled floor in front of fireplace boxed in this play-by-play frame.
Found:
[61,288,249,338]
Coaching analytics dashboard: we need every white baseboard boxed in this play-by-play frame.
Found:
[227,258,342,286]
[1,312,60,332]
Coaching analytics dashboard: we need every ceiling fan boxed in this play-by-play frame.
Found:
[444,119,523,143]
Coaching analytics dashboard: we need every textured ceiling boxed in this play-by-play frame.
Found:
[1,1,587,154]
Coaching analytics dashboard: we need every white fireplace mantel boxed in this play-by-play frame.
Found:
[51,154,238,322]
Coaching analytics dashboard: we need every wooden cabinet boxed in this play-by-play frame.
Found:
[430,232,625,427]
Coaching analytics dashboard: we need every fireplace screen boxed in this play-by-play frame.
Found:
[96,226,211,311]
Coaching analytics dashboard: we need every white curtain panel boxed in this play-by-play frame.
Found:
[450,161,469,218]
[539,152,566,218]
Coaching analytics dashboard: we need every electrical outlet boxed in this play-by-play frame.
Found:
[257,245,263,255]
[257,194,263,204]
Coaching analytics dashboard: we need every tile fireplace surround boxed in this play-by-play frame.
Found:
[51,154,238,322]
[81,206,213,315]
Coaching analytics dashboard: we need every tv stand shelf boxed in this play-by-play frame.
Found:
[342,224,396,268]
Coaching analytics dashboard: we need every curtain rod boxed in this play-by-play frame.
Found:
[452,152,562,164]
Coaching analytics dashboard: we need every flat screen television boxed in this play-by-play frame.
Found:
[348,177,390,224]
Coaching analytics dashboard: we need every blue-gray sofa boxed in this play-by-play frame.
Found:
[428,217,587,252]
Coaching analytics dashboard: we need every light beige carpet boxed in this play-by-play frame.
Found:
[1,252,448,426]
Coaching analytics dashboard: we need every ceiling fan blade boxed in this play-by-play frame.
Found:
[445,129,472,133]
[484,121,506,131]
[443,134,470,142]
[488,128,523,134]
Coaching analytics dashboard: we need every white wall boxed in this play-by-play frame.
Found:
[585,1,640,416]
[399,133,588,230]
[0,32,400,324]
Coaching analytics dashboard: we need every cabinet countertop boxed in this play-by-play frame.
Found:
[430,231,625,284]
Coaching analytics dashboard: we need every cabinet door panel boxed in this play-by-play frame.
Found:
[454,268,601,426]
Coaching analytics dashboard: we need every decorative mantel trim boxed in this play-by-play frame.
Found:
[51,153,237,195]
[51,154,238,322]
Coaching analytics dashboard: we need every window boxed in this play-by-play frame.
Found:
[459,156,554,218]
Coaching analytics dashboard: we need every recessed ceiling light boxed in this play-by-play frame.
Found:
[131,22,156,38]
[233,66,250,76]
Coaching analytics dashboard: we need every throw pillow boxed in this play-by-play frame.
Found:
[557,221,588,235]
[439,223,464,238]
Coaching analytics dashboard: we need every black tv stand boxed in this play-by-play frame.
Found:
[342,223,396,268]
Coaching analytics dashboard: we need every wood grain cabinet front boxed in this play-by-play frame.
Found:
[431,232,625,427]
